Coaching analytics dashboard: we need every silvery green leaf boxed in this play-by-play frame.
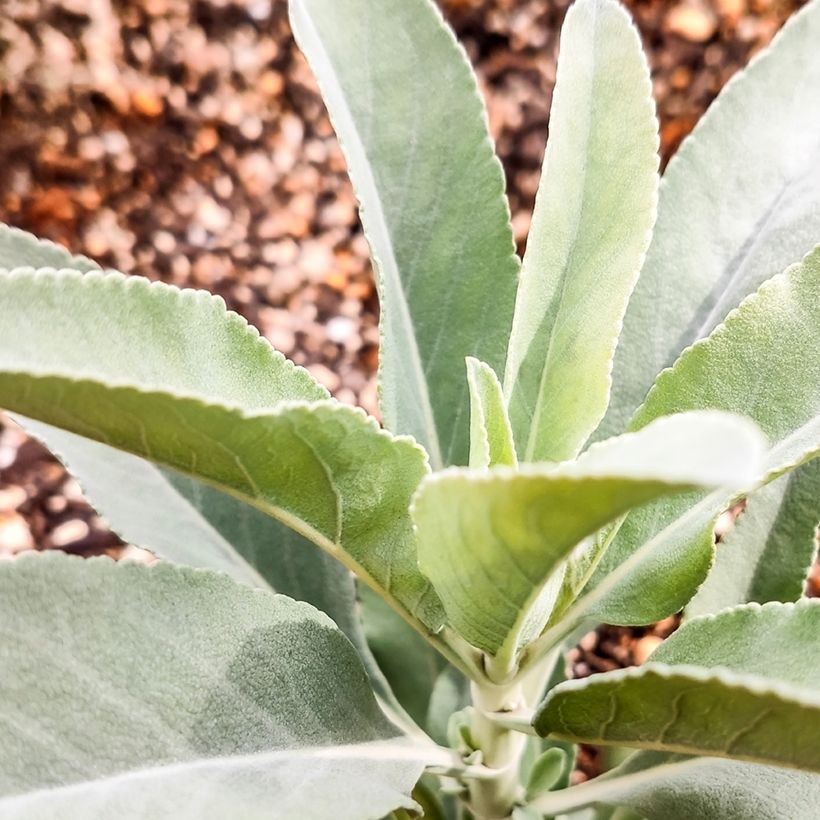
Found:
[0,223,98,272]
[598,0,820,440]
[531,751,820,820]
[582,246,820,625]
[18,420,405,719]
[0,268,443,629]
[535,601,820,772]
[504,0,658,463]
[290,0,519,468]
[466,357,516,469]
[0,225,400,707]
[0,552,444,819]
[414,411,764,661]
[688,458,820,617]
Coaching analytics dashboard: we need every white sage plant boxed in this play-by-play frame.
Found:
[1,0,819,818]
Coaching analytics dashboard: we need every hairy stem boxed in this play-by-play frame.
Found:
[467,680,528,819]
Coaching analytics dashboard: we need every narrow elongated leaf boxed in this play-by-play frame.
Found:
[413,412,764,661]
[532,751,820,820]
[583,247,820,625]
[688,458,820,617]
[0,269,442,628]
[0,552,442,819]
[598,0,820,440]
[535,601,820,772]
[289,0,519,468]
[466,357,516,468]
[504,0,658,463]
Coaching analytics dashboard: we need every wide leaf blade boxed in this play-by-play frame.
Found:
[504,0,658,463]
[18,418,412,723]
[0,552,442,819]
[535,601,820,772]
[598,0,820,440]
[413,411,764,661]
[582,246,820,625]
[0,268,442,629]
[0,232,404,711]
[289,0,519,468]
[688,458,820,617]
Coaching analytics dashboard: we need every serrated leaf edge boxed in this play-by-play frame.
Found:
[0,266,329,401]
[538,660,820,768]
[0,224,100,271]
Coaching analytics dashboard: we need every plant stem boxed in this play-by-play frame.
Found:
[467,680,528,819]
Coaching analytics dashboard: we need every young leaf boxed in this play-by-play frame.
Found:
[535,601,820,773]
[504,0,658,463]
[413,411,764,662]
[598,0,820,440]
[0,269,443,629]
[532,751,820,820]
[524,747,568,800]
[466,357,516,469]
[688,458,820,617]
[290,0,519,468]
[0,552,442,819]
[582,246,820,625]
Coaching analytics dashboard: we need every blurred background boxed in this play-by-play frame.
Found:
[0,0,814,645]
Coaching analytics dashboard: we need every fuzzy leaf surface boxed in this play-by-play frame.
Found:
[18,419,410,719]
[504,0,658,463]
[0,223,98,272]
[0,228,405,708]
[599,0,820,440]
[290,0,519,467]
[535,601,820,772]
[466,357,516,468]
[0,232,400,673]
[359,584,449,730]
[0,553,438,819]
[414,412,764,658]
[689,458,820,617]
[532,751,820,820]
[0,269,442,628]
[583,247,820,625]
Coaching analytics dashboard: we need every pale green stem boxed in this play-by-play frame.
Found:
[467,680,527,819]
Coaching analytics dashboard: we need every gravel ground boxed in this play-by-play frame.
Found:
[1,0,816,635]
